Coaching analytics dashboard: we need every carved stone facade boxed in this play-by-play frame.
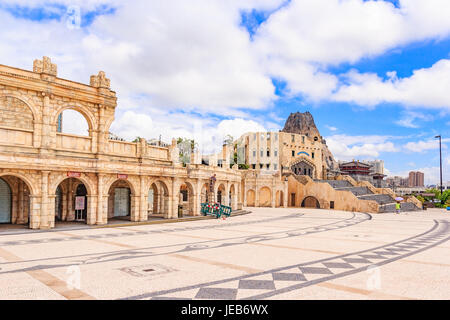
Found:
[0,57,242,229]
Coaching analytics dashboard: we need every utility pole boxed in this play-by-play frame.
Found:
[435,135,443,203]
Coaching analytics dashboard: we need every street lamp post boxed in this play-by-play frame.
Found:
[435,135,443,203]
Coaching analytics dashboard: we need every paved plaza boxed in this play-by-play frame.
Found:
[0,208,449,300]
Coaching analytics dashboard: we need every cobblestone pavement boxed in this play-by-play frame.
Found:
[0,208,448,300]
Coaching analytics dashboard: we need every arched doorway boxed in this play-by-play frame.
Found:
[149,181,169,217]
[179,182,195,216]
[0,178,11,223]
[201,183,209,203]
[217,184,226,205]
[291,159,315,178]
[54,177,89,224]
[259,187,271,207]
[108,180,133,220]
[301,196,320,208]
[275,190,284,207]
[246,189,255,207]
[0,175,32,226]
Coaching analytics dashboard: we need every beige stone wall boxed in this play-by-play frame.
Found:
[287,175,379,213]
[242,169,287,208]
[279,132,326,179]
[0,96,34,130]
[0,58,242,229]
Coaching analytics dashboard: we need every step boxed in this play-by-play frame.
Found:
[315,180,353,189]
[357,194,396,205]
[379,202,422,213]
[335,186,374,196]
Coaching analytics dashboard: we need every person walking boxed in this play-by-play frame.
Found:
[395,201,401,214]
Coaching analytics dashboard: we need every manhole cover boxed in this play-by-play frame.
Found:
[119,264,176,278]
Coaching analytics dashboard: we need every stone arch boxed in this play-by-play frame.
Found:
[179,181,195,216]
[200,182,210,203]
[216,183,226,204]
[259,186,272,207]
[53,177,91,223]
[246,189,255,207]
[52,102,97,135]
[107,178,136,220]
[291,157,316,178]
[301,196,320,208]
[0,93,40,124]
[148,179,170,216]
[0,177,12,223]
[0,172,37,196]
[50,174,94,197]
[275,190,284,207]
[0,96,35,130]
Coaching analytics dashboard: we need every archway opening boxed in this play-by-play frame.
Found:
[56,109,90,136]
[148,181,169,218]
[201,183,210,204]
[179,182,195,217]
[246,189,255,207]
[301,196,320,209]
[259,187,272,207]
[217,184,226,205]
[108,179,133,221]
[291,160,315,178]
[54,177,89,225]
[0,176,32,229]
[276,190,284,207]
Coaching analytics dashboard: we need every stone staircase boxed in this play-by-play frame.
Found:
[314,179,421,213]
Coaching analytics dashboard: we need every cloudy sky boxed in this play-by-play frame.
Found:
[1,0,449,185]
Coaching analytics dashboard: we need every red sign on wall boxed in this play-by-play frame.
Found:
[67,172,81,178]
[117,174,128,179]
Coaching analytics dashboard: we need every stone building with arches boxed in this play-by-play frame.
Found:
[0,57,242,229]
[0,58,421,228]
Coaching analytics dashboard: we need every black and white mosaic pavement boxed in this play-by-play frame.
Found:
[0,212,371,275]
[124,219,450,300]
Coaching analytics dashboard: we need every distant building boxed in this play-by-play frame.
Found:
[338,159,386,188]
[368,160,384,175]
[408,171,424,187]
[386,176,409,189]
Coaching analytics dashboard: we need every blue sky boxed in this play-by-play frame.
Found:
[0,0,449,184]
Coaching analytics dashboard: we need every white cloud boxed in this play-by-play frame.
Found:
[252,0,450,101]
[110,110,266,154]
[325,125,338,132]
[333,60,450,109]
[403,138,449,153]
[325,134,398,160]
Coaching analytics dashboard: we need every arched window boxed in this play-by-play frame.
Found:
[57,109,89,136]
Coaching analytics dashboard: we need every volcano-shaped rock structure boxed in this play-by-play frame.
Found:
[282,111,339,173]
[282,111,321,137]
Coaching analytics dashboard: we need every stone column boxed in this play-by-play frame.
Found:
[86,195,97,225]
[130,195,140,222]
[28,195,40,229]
[40,171,50,229]
[170,177,180,219]
[271,183,276,208]
[255,185,260,207]
[140,175,148,221]
[18,180,24,224]
[97,174,104,225]
[284,179,288,208]
[243,187,247,207]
